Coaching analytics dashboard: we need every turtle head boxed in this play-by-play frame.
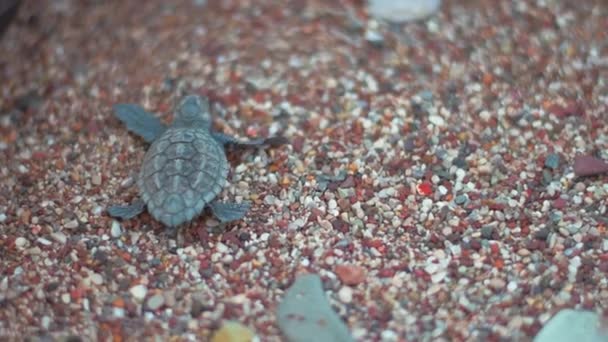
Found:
[173,95,212,129]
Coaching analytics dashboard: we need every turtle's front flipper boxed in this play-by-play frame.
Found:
[113,104,168,143]
[209,201,251,223]
[212,132,288,149]
[107,199,146,220]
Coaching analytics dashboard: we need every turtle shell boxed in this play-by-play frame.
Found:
[137,128,229,227]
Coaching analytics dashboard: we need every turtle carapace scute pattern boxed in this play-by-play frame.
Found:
[107,94,287,228]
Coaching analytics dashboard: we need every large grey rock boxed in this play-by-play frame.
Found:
[534,309,608,342]
[368,0,442,23]
[277,274,353,342]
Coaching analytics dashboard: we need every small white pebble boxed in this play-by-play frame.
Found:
[111,221,122,238]
[15,237,28,248]
[120,177,134,188]
[50,232,67,244]
[64,220,79,229]
[113,307,125,318]
[479,110,491,122]
[381,329,398,342]
[92,206,103,216]
[41,316,51,330]
[90,273,104,285]
[455,168,466,180]
[61,293,71,304]
[328,199,337,210]
[129,284,148,301]
[489,277,506,290]
[338,286,353,303]
[216,242,229,253]
[146,294,165,311]
[429,114,445,126]
[36,238,52,246]
[421,198,434,212]
[0,213,6,223]
[264,194,276,205]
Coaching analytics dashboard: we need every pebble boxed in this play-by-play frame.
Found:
[36,238,52,246]
[120,177,134,188]
[90,273,103,285]
[129,284,148,301]
[41,316,51,330]
[381,329,399,342]
[92,206,104,216]
[50,231,67,244]
[364,29,384,46]
[454,194,468,205]
[517,248,531,256]
[335,265,366,285]
[264,194,276,205]
[277,274,353,342]
[111,221,122,238]
[61,293,71,304]
[338,286,353,303]
[534,309,608,342]
[64,220,79,229]
[146,294,165,311]
[15,237,28,248]
[113,307,125,318]
[481,225,494,239]
[0,213,6,223]
[573,155,608,177]
[421,198,433,212]
[92,173,102,185]
[211,321,255,342]
[489,278,506,290]
[328,199,337,210]
[534,228,550,240]
[544,153,560,169]
[429,114,445,126]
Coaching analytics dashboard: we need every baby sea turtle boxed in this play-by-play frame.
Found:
[107,94,285,227]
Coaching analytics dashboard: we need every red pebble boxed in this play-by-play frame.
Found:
[364,239,384,249]
[417,181,433,196]
[335,265,366,285]
[377,268,395,278]
[246,126,258,137]
[553,198,567,209]
[573,155,608,177]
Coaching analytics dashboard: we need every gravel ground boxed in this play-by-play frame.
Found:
[1,0,607,341]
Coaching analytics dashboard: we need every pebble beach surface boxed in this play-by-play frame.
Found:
[1,0,607,341]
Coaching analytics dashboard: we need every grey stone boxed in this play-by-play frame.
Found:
[534,309,608,342]
[544,153,560,169]
[277,274,353,342]
[368,0,442,23]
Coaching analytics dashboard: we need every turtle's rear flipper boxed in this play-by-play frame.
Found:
[212,132,288,149]
[209,201,251,223]
[107,199,146,220]
[113,104,168,143]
